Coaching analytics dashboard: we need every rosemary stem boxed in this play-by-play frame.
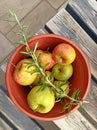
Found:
[9,10,83,107]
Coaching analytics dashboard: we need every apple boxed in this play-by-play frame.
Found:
[52,43,76,65]
[34,71,54,85]
[27,86,55,113]
[35,50,55,70]
[43,71,54,83]
[13,58,38,86]
[52,63,73,81]
[33,74,41,85]
[54,81,70,98]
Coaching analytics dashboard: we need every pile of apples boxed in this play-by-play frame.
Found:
[13,43,76,114]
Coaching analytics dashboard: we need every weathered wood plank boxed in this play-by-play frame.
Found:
[87,0,97,11]
[0,86,43,130]
[0,112,18,130]
[79,80,97,127]
[1,29,97,130]
[0,115,13,130]
[54,110,96,130]
[0,0,41,34]
[66,0,97,43]
[45,8,97,128]
[45,8,97,80]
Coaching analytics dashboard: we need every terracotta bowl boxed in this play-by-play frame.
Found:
[6,34,91,121]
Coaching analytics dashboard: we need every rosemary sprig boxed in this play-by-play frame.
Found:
[9,10,89,113]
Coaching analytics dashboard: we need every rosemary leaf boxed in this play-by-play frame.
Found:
[17,41,26,45]
[20,51,29,55]
[26,47,31,54]
[33,42,38,54]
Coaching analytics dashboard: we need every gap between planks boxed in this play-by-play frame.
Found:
[45,8,97,80]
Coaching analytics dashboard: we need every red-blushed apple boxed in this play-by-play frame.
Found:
[52,43,76,65]
[27,85,55,113]
[35,50,55,70]
[53,81,70,98]
[52,63,73,81]
[13,58,38,86]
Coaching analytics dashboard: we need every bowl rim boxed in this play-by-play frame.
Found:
[6,34,91,121]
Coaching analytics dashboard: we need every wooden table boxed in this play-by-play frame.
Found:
[0,0,97,130]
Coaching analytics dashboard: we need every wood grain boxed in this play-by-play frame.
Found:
[45,8,97,127]
[0,112,18,130]
[1,29,97,130]
[66,0,97,43]
[79,80,97,127]
[0,86,43,130]
[0,116,13,130]
[54,110,96,130]
[45,8,97,80]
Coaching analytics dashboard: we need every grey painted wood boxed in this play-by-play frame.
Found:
[54,110,96,130]
[66,0,97,43]
[45,8,97,80]
[79,79,97,127]
[0,116,13,130]
[45,8,97,128]
[0,86,43,130]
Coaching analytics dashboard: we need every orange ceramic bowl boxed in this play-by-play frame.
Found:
[6,34,91,121]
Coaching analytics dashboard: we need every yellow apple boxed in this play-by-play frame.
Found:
[52,64,73,81]
[54,81,70,98]
[13,58,38,86]
[34,71,54,85]
[27,85,55,113]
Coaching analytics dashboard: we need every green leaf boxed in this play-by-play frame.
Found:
[17,41,26,45]
[36,53,41,62]
[9,9,14,16]
[61,89,82,113]
[20,51,29,55]
[71,89,81,100]
[42,62,50,70]
[30,71,40,75]
[33,42,38,54]
[26,47,31,53]
[37,84,47,92]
